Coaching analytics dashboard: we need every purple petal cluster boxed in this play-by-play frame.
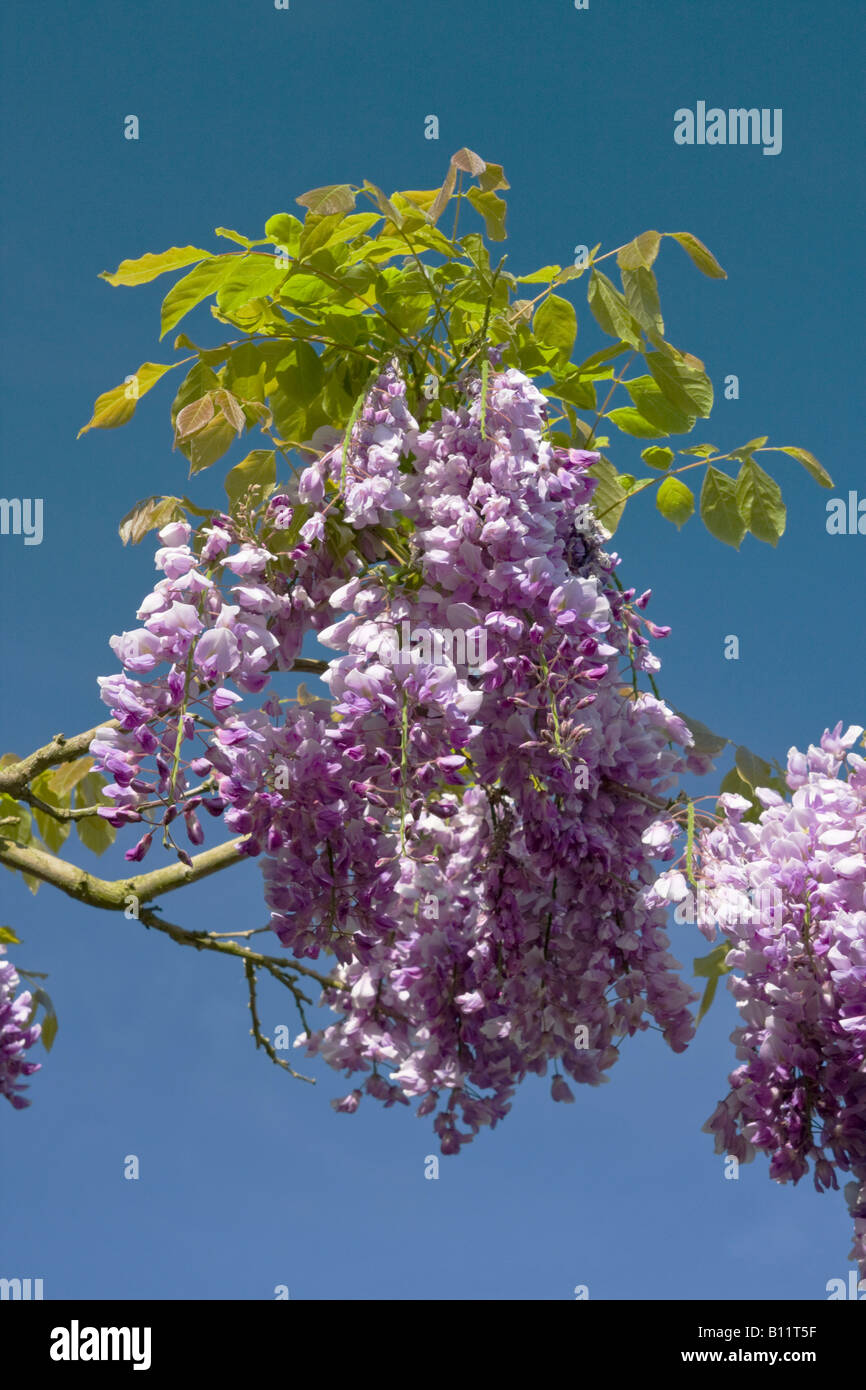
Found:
[90,362,699,1149]
[90,505,356,852]
[0,945,41,1108]
[298,366,415,528]
[653,725,866,1276]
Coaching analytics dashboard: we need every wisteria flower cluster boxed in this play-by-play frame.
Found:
[0,944,41,1109]
[649,724,866,1277]
[90,361,705,1151]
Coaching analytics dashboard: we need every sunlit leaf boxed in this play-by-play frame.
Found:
[160,258,234,339]
[296,184,357,217]
[765,445,833,489]
[667,231,727,279]
[224,450,276,508]
[700,466,746,548]
[734,457,786,546]
[78,362,178,437]
[100,246,210,288]
[656,475,695,528]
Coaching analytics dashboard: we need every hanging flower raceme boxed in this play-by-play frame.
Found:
[0,945,41,1108]
[649,724,866,1278]
[90,361,703,1150]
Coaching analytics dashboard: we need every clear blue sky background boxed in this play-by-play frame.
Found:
[1,0,864,1300]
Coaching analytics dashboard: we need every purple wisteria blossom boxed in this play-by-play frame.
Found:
[650,724,866,1277]
[90,362,705,1151]
[0,945,41,1108]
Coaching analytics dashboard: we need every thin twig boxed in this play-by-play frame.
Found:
[243,958,315,1083]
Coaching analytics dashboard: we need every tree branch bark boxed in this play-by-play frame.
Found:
[0,833,246,909]
[0,722,121,796]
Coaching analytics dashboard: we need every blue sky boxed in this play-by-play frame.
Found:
[1,0,864,1300]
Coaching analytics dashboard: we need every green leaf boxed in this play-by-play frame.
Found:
[693,945,731,980]
[588,457,628,535]
[679,443,719,457]
[621,266,664,335]
[518,265,562,284]
[296,184,357,217]
[224,342,271,403]
[0,926,21,945]
[99,246,210,288]
[645,350,713,417]
[269,344,325,435]
[216,255,287,314]
[225,450,276,508]
[587,271,642,348]
[278,272,334,307]
[548,371,597,410]
[413,225,458,257]
[213,388,246,437]
[78,362,178,437]
[734,745,773,789]
[30,770,71,854]
[40,1010,58,1053]
[117,496,185,546]
[172,338,231,367]
[641,446,674,470]
[465,187,508,241]
[298,213,347,259]
[323,213,382,248]
[553,265,590,285]
[384,199,428,239]
[617,231,662,271]
[700,466,747,548]
[160,258,234,339]
[674,710,730,758]
[533,294,577,362]
[694,971,720,1015]
[43,759,94,798]
[656,475,695,527]
[624,376,695,434]
[74,776,116,856]
[574,343,632,373]
[363,181,405,227]
[214,227,254,248]
[553,247,599,285]
[606,407,667,439]
[619,476,656,497]
[477,161,510,193]
[175,394,215,439]
[264,213,303,256]
[765,446,833,489]
[734,457,786,545]
[171,362,220,429]
[667,231,727,279]
[427,168,457,226]
[0,794,32,846]
[188,416,238,476]
[294,340,325,398]
[180,496,217,518]
[693,943,733,1022]
[459,232,491,274]
[387,190,432,228]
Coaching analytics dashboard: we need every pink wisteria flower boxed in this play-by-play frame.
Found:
[90,362,704,1153]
